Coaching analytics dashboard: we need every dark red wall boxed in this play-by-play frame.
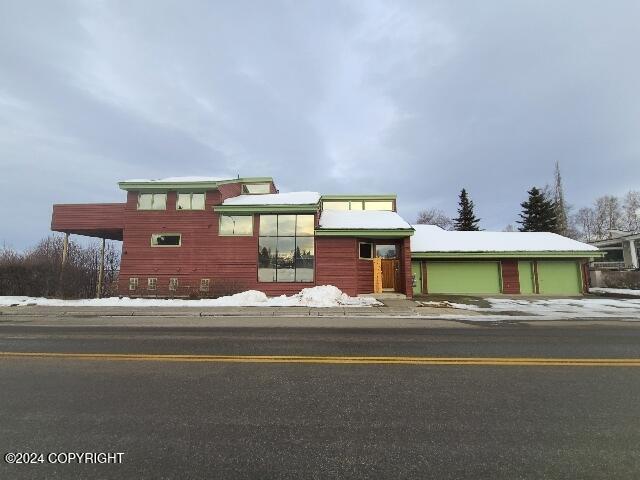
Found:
[315,237,359,296]
[500,260,520,294]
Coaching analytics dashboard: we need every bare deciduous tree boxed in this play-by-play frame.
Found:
[416,208,453,230]
[622,190,640,233]
[0,235,120,298]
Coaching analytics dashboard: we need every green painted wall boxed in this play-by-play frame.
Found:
[411,261,422,295]
[427,261,501,294]
[518,261,535,294]
[537,261,582,295]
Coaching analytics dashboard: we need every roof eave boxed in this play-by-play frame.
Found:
[316,228,414,238]
[214,204,319,213]
[118,177,274,191]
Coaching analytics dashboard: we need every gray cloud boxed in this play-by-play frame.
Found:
[1,0,639,248]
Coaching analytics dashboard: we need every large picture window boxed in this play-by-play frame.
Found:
[258,214,314,282]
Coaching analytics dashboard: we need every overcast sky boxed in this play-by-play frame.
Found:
[1,0,639,249]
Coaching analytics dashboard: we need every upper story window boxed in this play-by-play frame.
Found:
[242,183,271,194]
[177,192,205,210]
[323,201,350,211]
[138,193,167,210]
[364,200,393,211]
[323,199,393,211]
[151,233,181,247]
[219,215,253,236]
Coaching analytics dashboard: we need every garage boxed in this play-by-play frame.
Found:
[536,260,583,295]
[426,261,501,294]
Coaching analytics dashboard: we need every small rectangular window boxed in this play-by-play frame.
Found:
[177,192,205,210]
[242,183,271,194]
[129,278,139,290]
[151,233,181,247]
[147,278,157,290]
[359,242,373,259]
[364,200,393,211]
[200,279,210,292]
[138,193,166,210]
[219,215,253,235]
[169,278,178,291]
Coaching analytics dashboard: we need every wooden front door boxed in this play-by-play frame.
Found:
[381,259,398,290]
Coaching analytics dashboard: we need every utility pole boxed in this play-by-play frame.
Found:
[96,238,105,298]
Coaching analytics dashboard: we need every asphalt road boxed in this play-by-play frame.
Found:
[1,319,640,479]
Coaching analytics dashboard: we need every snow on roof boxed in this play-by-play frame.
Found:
[121,176,233,183]
[223,191,320,206]
[319,210,413,230]
[411,225,599,252]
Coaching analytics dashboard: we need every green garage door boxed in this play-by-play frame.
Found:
[427,261,501,294]
[537,261,582,295]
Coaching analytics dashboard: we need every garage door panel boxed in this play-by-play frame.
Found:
[537,261,581,295]
[427,261,501,294]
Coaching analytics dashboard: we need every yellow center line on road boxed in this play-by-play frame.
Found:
[1,352,640,366]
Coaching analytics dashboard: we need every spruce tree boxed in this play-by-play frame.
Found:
[553,161,569,236]
[518,187,558,232]
[453,188,481,231]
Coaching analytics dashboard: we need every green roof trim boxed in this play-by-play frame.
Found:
[118,177,274,192]
[214,204,318,214]
[315,228,414,238]
[321,194,397,200]
[411,250,605,259]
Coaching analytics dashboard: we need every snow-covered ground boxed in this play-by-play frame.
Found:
[590,287,640,297]
[420,297,640,320]
[0,286,381,308]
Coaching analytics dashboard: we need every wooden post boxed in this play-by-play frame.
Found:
[373,257,383,294]
[58,233,70,297]
[96,238,105,298]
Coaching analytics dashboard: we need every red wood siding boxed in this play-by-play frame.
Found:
[118,187,318,297]
[51,203,125,240]
[401,237,413,298]
[357,259,374,294]
[500,260,520,294]
[315,237,358,296]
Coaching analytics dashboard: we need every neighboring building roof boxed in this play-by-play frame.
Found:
[411,225,602,258]
[591,231,640,247]
[118,176,273,191]
[316,211,414,237]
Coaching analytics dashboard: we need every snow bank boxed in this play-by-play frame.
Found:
[411,225,599,252]
[319,210,412,230]
[223,192,320,206]
[428,297,640,319]
[0,286,381,308]
[590,288,640,297]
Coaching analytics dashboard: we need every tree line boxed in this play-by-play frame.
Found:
[417,162,640,240]
[0,235,120,298]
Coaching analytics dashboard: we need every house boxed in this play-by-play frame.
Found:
[51,176,602,298]
[589,231,640,270]
[51,176,414,298]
